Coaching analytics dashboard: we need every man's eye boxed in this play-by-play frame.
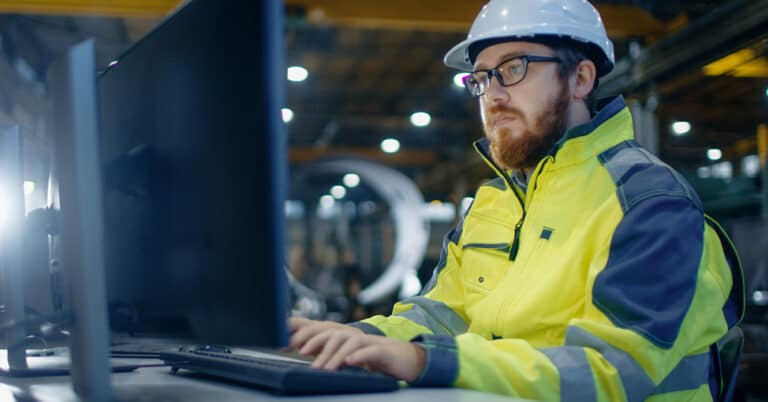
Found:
[508,64,524,75]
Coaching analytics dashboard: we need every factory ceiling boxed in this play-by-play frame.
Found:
[0,0,767,202]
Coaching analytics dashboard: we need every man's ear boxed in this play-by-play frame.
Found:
[572,59,597,101]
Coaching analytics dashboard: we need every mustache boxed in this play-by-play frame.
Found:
[486,105,524,121]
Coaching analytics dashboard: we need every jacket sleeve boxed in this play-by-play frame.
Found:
[349,207,470,341]
[408,195,737,402]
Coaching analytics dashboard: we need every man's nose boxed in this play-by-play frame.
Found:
[484,75,510,104]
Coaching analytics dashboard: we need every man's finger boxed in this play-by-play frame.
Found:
[289,322,329,350]
[345,343,423,382]
[288,317,310,332]
[298,329,332,356]
[344,345,389,371]
[322,335,365,370]
[311,332,348,369]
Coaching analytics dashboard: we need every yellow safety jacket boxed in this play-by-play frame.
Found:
[351,96,745,402]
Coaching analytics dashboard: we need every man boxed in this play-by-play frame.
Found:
[290,0,744,400]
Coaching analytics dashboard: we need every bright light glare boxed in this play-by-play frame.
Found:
[287,66,309,82]
[671,121,691,136]
[281,108,294,123]
[460,197,474,215]
[23,181,34,195]
[108,60,118,67]
[410,112,431,127]
[765,86,768,97]
[453,73,468,88]
[319,195,335,209]
[380,138,400,154]
[330,185,346,199]
[707,148,722,161]
[742,154,760,177]
[343,173,360,188]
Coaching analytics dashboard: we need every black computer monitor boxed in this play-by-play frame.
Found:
[98,0,288,347]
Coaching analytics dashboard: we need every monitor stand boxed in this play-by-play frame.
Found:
[48,38,112,400]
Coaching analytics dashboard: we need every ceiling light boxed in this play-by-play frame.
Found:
[453,73,468,88]
[330,185,346,199]
[287,66,309,82]
[343,173,360,188]
[410,112,431,127]
[23,181,34,195]
[670,121,691,136]
[707,148,722,161]
[108,60,118,67]
[380,138,400,154]
[319,195,335,209]
[281,108,294,123]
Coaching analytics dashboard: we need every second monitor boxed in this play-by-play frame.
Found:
[98,0,288,347]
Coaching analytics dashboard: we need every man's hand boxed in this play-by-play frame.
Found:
[288,317,363,351]
[288,317,426,382]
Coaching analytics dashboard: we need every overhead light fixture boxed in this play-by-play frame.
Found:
[281,107,294,123]
[707,148,722,161]
[380,138,400,154]
[107,60,118,68]
[319,195,335,209]
[330,185,346,199]
[343,173,360,188]
[670,121,691,136]
[453,73,468,88]
[23,181,34,195]
[287,66,309,82]
[410,112,431,127]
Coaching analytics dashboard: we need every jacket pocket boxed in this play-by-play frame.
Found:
[461,242,511,292]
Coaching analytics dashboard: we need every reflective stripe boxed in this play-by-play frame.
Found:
[395,296,468,336]
[566,327,710,401]
[421,213,466,294]
[540,346,597,402]
[566,326,655,402]
[654,353,710,394]
[347,321,384,336]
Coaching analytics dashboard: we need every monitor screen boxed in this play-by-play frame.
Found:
[98,0,288,347]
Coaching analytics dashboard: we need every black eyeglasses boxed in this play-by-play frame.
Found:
[463,55,562,97]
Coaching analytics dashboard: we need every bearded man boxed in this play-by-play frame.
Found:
[289,1,744,401]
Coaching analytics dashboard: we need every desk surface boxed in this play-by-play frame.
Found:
[0,365,534,402]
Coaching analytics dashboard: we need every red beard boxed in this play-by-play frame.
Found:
[486,83,571,171]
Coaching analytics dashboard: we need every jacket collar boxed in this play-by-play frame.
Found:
[474,95,633,175]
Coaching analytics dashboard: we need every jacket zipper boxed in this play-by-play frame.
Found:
[507,156,553,260]
[508,219,523,260]
[472,142,552,262]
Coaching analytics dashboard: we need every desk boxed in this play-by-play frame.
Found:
[0,365,534,402]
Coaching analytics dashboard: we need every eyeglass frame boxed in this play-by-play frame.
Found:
[462,55,562,97]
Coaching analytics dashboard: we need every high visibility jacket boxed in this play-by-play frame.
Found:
[351,96,745,402]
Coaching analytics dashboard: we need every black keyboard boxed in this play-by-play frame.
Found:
[111,342,181,357]
[159,349,400,395]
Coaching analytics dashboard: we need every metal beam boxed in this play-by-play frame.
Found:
[0,0,181,17]
[290,147,439,166]
[0,1,677,39]
[657,103,767,126]
[286,0,676,38]
[601,0,768,95]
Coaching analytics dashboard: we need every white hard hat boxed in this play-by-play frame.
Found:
[444,0,615,76]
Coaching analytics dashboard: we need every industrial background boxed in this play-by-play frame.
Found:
[0,1,766,400]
